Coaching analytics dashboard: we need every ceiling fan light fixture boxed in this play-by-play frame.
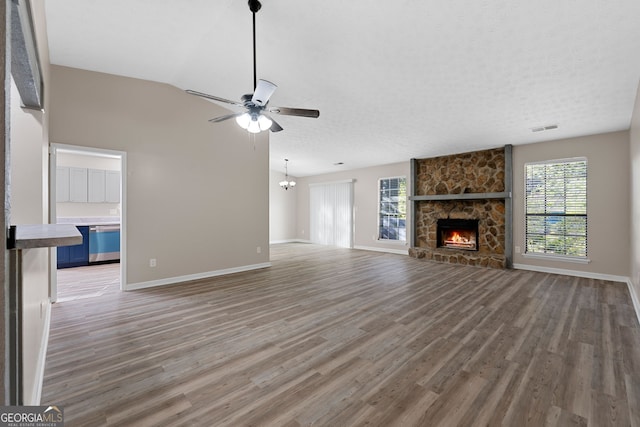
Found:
[258,114,273,131]
[235,112,251,129]
[247,116,261,133]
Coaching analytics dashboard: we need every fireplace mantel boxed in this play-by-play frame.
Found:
[409,192,511,202]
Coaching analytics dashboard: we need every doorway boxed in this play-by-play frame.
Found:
[49,144,127,302]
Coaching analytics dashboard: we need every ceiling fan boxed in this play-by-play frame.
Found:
[186,0,320,133]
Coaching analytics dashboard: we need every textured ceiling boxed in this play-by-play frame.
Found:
[44,0,640,177]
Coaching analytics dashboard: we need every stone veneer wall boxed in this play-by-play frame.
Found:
[409,148,507,268]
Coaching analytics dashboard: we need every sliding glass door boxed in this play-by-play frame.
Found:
[309,180,353,248]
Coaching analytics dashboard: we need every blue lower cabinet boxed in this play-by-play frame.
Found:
[57,226,89,269]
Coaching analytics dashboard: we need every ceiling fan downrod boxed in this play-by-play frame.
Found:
[185,0,319,133]
[248,0,262,91]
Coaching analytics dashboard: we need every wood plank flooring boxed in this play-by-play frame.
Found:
[43,243,640,426]
[56,263,121,302]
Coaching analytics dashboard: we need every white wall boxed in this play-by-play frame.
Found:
[269,169,298,242]
[49,65,270,288]
[513,131,630,279]
[295,162,410,254]
[630,81,640,314]
[10,79,49,405]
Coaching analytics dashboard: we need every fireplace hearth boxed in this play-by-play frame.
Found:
[437,219,479,251]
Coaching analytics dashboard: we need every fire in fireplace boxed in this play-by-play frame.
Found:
[437,219,479,251]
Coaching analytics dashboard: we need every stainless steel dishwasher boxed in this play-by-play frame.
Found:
[89,224,120,263]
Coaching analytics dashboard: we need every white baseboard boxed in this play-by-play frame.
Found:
[353,245,408,256]
[270,239,312,244]
[627,279,640,328]
[125,262,272,291]
[31,300,51,405]
[270,241,408,255]
[512,263,629,283]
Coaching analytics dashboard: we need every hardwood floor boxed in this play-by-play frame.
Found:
[43,243,640,426]
[56,263,121,302]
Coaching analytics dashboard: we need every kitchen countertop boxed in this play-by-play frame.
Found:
[57,216,120,226]
[9,224,83,250]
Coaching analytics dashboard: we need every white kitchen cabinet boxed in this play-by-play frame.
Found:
[57,167,120,204]
[105,170,120,203]
[88,169,106,203]
[69,167,88,202]
[56,167,70,202]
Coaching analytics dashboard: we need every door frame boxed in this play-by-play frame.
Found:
[49,143,127,301]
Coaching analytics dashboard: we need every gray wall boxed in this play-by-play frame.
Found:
[630,82,640,309]
[50,65,270,287]
[512,131,630,278]
[269,169,298,242]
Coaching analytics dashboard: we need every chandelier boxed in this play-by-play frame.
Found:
[279,159,296,190]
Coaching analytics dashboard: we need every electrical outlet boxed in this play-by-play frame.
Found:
[515,246,521,254]
[257,246,261,254]
[150,258,157,267]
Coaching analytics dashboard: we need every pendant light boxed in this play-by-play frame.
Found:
[279,159,296,190]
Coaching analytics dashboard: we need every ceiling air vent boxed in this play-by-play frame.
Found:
[531,124,558,133]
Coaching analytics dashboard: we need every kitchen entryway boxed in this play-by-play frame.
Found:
[56,263,120,302]
[50,144,127,301]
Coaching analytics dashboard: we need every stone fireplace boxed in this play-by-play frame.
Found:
[408,147,512,268]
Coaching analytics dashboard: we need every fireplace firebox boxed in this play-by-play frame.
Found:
[437,219,479,251]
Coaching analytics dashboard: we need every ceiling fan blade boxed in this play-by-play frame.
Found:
[186,89,244,107]
[252,80,277,106]
[269,117,283,132]
[269,106,320,118]
[208,112,245,123]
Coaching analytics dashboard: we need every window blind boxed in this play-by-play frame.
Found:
[309,181,354,248]
[378,177,407,241]
[525,159,587,257]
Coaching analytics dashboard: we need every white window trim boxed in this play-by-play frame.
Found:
[522,252,591,264]
[377,176,407,242]
[523,157,588,260]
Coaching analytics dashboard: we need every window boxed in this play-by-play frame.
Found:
[525,158,587,257]
[378,177,407,241]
